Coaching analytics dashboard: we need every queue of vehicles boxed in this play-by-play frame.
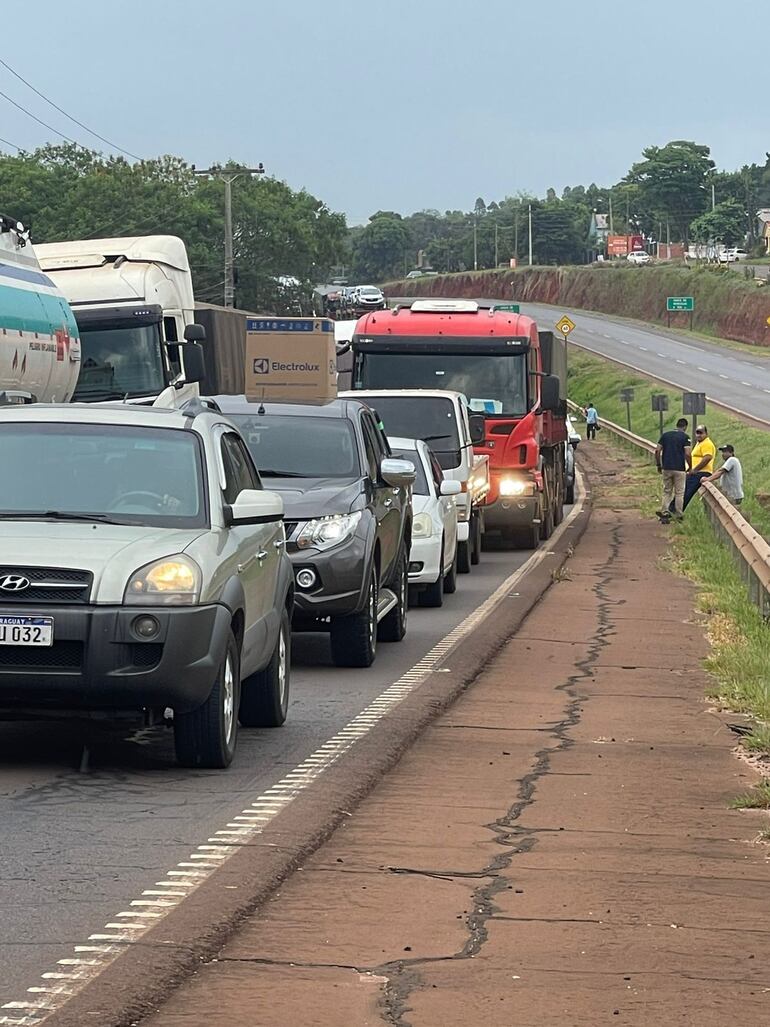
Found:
[0,221,576,770]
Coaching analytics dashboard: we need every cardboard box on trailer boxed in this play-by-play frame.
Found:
[245,317,337,404]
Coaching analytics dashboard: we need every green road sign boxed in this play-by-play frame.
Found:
[493,303,520,313]
[667,296,694,312]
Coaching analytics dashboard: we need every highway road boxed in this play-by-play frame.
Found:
[0,543,533,1009]
[521,302,770,425]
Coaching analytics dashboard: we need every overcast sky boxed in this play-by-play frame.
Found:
[5,1,768,223]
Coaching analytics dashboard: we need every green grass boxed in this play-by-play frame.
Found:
[570,350,770,755]
[731,781,770,809]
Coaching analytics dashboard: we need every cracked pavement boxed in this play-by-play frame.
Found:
[141,442,770,1027]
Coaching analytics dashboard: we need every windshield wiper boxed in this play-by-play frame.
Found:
[0,511,124,524]
[259,469,308,478]
[422,433,455,442]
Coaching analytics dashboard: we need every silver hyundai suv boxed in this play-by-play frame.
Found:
[0,401,293,768]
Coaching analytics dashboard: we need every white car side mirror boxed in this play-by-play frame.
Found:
[227,489,284,526]
[439,479,462,496]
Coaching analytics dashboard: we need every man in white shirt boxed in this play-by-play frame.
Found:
[706,445,744,506]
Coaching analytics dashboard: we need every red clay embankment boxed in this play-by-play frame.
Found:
[385,265,770,348]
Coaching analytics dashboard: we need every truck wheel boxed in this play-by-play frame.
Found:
[419,542,444,608]
[471,513,482,565]
[239,608,290,728]
[379,549,408,641]
[174,631,240,769]
[566,482,575,505]
[330,568,378,668]
[509,524,539,550]
[540,502,555,540]
[457,538,472,574]
[443,545,458,594]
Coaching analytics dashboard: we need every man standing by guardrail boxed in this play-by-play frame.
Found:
[681,424,716,511]
[656,417,692,523]
[705,445,744,507]
[584,402,599,440]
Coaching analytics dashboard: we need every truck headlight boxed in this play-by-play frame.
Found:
[412,513,434,538]
[296,511,362,552]
[499,478,533,497]
[125,555,201,605]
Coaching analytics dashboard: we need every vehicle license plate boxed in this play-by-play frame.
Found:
[0,616,54,647]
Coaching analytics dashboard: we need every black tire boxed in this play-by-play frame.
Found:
[174,631,240,769]
[330,567,378,668]
[566,482,575,505]
[379,548,408,642]
[443,544,458,594]
[457,538,472,574]
[514,523,540,550]
[470,513,482,565]
[540,501,554,540]
[419,542,444,608]
[239,608,290,728]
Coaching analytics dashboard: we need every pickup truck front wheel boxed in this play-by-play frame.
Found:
[239,608,290,728]
[379,548,408,642]
[174,631,240,769]
[330,568,378,668]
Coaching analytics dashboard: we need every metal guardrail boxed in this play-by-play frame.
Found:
[567,400,770,618]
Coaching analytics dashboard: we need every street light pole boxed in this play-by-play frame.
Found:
[528,204,533,266]
[194,163,265,307]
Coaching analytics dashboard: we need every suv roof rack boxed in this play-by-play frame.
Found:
[180,396,221,420]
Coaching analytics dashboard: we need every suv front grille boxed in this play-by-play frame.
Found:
[0,567,92,605]
[0,641,83,670]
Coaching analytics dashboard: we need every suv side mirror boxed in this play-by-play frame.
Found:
[539,374,561,413]
[380,458,416,488]
[439,479,462,496]
[226,489,284,527]
[184,323,206,343]
[181,342,206,385]
[468,413,486,444]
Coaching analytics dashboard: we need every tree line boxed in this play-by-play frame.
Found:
[349,141,770,280]
[0,143,348,312]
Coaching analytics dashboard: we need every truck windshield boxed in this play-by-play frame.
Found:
[73,322,167,401]
[356,351,528,417]
[366,395,461,470]
[0,424,207,528]
[227,414,360,479]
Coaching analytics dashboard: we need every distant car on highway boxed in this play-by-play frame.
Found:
[388,437,461,607]
[627,250,651,265]
[718,248,749,263]
[213,397,415,668]
[0,400,294,769]
[353,285,387,311]
[406,269,438,279]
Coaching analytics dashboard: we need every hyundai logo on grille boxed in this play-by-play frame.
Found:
[0,574,31,592]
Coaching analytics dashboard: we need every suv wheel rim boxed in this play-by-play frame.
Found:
[369,577,377,651]
[400,558,407,628]
[278,625,287,707]
[223,653,235,742]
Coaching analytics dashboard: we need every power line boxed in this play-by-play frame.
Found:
[0,57,142,161]
[0,86,79,147]
[0,135,21,152]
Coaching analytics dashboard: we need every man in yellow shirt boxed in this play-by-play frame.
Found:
[682,425,716,510]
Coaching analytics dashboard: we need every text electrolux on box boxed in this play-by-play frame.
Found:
[254,360,321,373]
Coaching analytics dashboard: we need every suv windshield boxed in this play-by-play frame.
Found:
[227,414,360,479]
[0,423,207,528]
[367,395,461,470]
[357,350,527,418]
[73,322,167,401]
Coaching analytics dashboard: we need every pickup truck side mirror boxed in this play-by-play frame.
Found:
[380,458,416,489]
[468,413,486,445]
[439,479,462,496]
[225,488,284,527]
[180,342,206,385]
[184,323,206,343]
[539,374,561,413]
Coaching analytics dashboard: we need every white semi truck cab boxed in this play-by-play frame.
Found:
[36,235,205,403]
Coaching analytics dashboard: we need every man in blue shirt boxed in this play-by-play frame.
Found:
[655,418,692,522]
[585,402,598,440]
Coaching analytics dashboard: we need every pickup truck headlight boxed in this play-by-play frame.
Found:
[499,477,534,497]
[296,511,362,552]
[412,513,434,539]
[125,555,202,606]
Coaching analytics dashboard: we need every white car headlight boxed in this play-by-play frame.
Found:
[412,513,434,538]
[499,478,533,497]
[296,511,362,552]
[125,555,202,606]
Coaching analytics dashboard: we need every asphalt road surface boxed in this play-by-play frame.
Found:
[521,302,770,425]
[0,544,531,1007]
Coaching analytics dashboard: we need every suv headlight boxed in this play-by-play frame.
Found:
[296,511,362,552]
[125,555,202,606]
[412,513,434,539]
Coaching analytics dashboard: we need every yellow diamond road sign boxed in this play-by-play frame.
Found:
[556,315,576,336]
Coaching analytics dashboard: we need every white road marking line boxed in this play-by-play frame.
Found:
[740,381,752,387]
[675,359,686,364]
[719,373,729,379]
[639,346,648,351]
[697,366,708,371]
[0,486,587,1027]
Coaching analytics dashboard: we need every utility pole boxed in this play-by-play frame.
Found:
[514,203,519,261]
[494,222,499,267]
[473,218,478,271]
[711,181,716,211]
[194,163,265,306]
[608,193,614,233]
[528,204,533,266]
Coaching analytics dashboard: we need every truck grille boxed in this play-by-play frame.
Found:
[0,567,92,605]
[0,641,83,670]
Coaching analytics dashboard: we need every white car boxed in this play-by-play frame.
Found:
[627,250,650,265]
[354,285,387,310]
[388,437,461,607]
[718,248,749,263]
